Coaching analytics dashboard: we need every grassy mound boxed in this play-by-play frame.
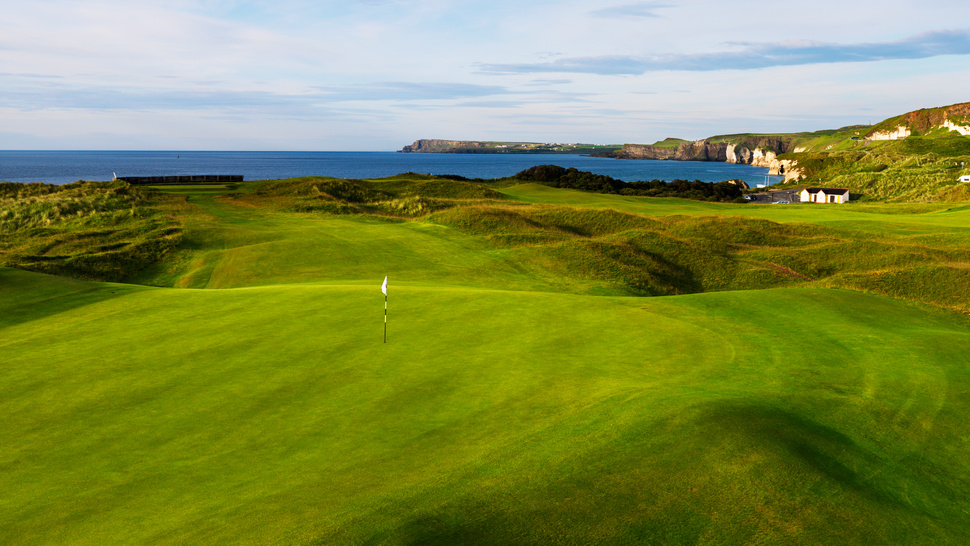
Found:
[0,181,183,281]
[502,184,970,312]
[429,205,833,295]
[240,175,505,217]
[428,199,970,307]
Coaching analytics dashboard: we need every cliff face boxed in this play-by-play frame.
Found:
[870,126,912,141]
[612,141,726,161]
[400,139,482,153]
[866,102,970,139]
[943,119,970,136]
[776,159,803,182]
[608,136,806,181]
[611,136,796,167]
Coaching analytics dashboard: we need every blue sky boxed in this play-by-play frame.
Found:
[1,0,968,150]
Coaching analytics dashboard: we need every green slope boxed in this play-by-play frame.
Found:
[3,268,969,544]
[3,178,970,543]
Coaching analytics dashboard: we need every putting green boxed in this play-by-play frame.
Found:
[2,265,969,543]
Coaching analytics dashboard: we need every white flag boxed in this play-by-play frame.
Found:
[381,276,387,295]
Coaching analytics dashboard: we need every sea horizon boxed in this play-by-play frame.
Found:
[0,150,784,186]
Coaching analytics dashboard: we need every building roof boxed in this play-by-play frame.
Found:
[803,187,849,195]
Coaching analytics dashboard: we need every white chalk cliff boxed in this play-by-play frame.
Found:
[943,119,970,136]
[870,126,912,141]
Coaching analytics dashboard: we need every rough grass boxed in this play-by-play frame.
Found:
[426,200,970,310]
[0,181,183,281]
[775,137,970,202]
[238,175,506,217]
[428,205,829,295]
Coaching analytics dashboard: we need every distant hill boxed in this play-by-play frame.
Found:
[399,139,621,155]
[866,102,970,140]
[605,103,970,184]
[768,103,970,201]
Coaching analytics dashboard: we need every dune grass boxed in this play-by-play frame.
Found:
[0,181,183,281]
[3,176,970,543]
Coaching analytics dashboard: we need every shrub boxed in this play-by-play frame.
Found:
[514,166,744,202]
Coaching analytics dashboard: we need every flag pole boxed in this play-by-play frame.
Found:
[382,276,388,343]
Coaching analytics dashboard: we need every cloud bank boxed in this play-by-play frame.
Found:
[481,29,970,75]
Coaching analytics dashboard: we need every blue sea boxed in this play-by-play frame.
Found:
[0,151,782,186]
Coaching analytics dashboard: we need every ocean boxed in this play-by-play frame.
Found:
[0,151,782,186]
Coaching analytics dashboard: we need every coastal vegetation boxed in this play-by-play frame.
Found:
[0,181,182,281]
[771,135,970,201]
[514,164,746,202]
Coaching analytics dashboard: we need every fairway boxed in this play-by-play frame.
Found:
[3,178,970,543]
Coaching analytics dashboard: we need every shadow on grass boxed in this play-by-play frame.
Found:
[0,267,136,329]
[703,403,904,507]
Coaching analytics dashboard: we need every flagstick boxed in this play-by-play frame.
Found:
[381,275,388,343]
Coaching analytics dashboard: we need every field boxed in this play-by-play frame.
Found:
[3,177,970,543]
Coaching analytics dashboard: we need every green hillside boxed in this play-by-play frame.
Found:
[3,176,970,543]
[600,103,970,202]
[772,136,970,201]
[761,103,970,201]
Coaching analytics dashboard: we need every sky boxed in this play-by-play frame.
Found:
[1,0,969,150]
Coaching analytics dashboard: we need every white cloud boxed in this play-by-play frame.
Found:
[1,0,969,150]
[481,28,970,74]
[591,2,675,19]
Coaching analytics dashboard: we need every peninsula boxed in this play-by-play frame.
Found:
[399,139,621,155]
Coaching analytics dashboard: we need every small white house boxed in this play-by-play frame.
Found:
[959,175,970,183]
[799,187,850,204]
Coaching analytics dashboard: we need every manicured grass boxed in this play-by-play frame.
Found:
[4,177,970,543]
[3,267,969,543]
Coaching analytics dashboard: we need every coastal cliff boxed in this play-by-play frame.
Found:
[606,136,802,179]
[400,139,483,153]
[399,140,621,154]
[401,136,805,180]
[400,102,970,187]
[867,102,970,140]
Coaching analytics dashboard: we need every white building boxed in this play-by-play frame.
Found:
[959,175,970,183]
[799,187,850,204]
